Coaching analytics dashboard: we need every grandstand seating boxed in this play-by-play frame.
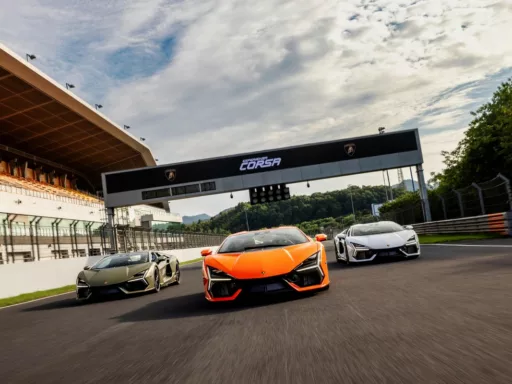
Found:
[0,160,102,204]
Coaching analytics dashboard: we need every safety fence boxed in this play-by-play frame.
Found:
[0,223,226,264]
[318,211,512,240]
[379,174,512,225]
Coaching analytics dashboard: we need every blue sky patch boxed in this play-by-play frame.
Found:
[107,35,178,80]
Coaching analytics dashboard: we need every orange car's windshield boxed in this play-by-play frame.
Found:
[217,228,309,253]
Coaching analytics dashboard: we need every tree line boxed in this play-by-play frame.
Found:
[379,77,512,221]
[171,185,406,234]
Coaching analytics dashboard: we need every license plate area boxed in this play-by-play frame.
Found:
[249,281,286,293]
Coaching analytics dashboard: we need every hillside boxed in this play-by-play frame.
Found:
[181,185,406,234]
[182,213,211,224]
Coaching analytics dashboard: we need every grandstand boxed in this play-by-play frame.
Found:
[0,43,182,263]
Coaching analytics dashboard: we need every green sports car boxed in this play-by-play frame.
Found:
[76,251,181,301]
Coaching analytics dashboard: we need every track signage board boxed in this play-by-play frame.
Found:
[102,129,423,208]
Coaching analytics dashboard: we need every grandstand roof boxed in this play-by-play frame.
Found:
[0,43,156,190]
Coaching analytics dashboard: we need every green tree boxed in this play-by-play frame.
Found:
[432,77,512,191]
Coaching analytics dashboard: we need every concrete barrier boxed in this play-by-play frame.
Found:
[0,246,218,299]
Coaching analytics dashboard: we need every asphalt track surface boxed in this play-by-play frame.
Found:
[1,241,512,384]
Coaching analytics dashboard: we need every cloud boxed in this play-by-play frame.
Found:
[1,0,512,216]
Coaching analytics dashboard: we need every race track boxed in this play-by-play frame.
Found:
[1,241,512,384]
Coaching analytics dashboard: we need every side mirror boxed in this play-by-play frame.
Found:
[157,256,166,262]
[315,234,327,242]
[404,225,413,230]
[83,266,90,270]
[201,248,213,257]
[339,234,346,239]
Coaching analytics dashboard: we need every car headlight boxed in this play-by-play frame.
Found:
[406,235,417,244]
[207,266,232,280]
[76,277,89,288]
[295,251,321,272]
[348,242,368,250]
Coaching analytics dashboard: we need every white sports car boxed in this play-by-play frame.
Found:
[333,221,420,264]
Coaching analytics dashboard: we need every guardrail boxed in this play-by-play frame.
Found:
[411,212,511,236]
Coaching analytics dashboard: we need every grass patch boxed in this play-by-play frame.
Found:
[181,257,203,265]
[1,258,204,308]
[0,285,75,308]
[418,233,505,244]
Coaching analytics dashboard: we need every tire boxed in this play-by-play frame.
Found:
[153,270,161,293]
[174,262,181,285]
[342,242,350,265]
[334,240,343,263]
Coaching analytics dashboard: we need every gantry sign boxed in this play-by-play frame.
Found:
[102,128,432,221]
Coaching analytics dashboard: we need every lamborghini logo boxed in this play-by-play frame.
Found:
[261,271,266,275]
[165,169,176,181]
[344,143,356,157]
[104,281,108,285]
[386,244,389,247]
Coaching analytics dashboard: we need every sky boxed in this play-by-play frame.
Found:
[1,0,512,217]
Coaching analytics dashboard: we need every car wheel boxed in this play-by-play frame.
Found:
[343,243,350,265]
[174,262,181,285]
[334,240,343,263]
[153,271,161,293]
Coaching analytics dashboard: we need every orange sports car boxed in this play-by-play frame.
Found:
[200,226,330,302]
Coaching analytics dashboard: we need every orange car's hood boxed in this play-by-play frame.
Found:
[206,242,319,279]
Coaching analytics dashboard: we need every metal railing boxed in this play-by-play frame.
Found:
[0,183,104,208]
[412,212,510,235]
[379,174,512,226]
[0,220,227,264]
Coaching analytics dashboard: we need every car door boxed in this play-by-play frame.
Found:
[155,252,171,283]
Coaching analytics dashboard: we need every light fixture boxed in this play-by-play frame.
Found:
[230,193,233,199]
[123,125,130,130]
[26,54,36,62]
[307,181,310,188]
[95,104,103,110]
[140,137,146,141]
[66,83,75,90]
[378,127,385,134]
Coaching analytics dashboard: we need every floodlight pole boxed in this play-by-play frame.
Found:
[416,164,432,222]
[244,207,250,231]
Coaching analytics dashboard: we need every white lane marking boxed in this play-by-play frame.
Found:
[422,243,512,248]
[0,291,74,310]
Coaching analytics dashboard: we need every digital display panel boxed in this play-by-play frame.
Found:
[201,181,217,192]
[142,188,171,200]
[171,183,200,196]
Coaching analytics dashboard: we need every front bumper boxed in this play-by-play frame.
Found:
[76,278,153,300]
[347,242,420,263]
[204,263,330,302]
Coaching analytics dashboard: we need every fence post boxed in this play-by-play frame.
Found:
[55,219,62,258]
[29,217,37,261]
[497,173,512,211]
[439,196,448,220]
[34,217,42,261]
[2,218,9,264]
[472,182,486,215]
[453,190,464,217]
